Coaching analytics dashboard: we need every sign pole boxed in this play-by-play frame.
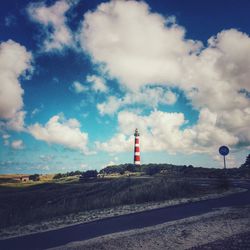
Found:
[219,145,229,170]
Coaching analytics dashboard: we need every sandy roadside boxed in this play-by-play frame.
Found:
[50,205,250,250]
[0,187,245,240]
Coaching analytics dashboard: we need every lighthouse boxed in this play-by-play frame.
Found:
[134,128,141,165]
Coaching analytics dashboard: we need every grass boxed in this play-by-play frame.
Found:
[0,176,227,229]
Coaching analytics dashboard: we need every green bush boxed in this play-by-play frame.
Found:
[82,170,98,178]
[29,174,40,181]
[241,154,250,168]
[53,173,64,179]
[53,171,83,179]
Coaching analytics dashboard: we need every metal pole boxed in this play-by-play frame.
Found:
[223,155,226,169]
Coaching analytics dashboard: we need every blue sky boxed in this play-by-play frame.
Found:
[0,0,250,174]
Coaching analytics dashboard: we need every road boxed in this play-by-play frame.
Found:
[0,180,250,250]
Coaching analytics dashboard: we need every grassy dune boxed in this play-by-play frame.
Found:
[0,176,226,229]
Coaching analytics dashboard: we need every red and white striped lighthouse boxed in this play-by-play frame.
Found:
[134,128,141,165]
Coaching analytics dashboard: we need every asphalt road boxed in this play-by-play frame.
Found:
[0,180,250,250]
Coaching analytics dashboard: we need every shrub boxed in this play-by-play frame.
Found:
[53,171,83,179]
[241,154,250,168]
[145,166,161,176]
[29,174,40,181]
[82,170,98,178]
[53,173,64,179]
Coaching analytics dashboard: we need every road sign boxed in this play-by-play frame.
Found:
[219,146,229,156]
[219,145,229,169]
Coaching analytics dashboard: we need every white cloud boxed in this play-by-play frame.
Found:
[0,40,32,131]
[71,76,107,94]
[71,81,88,93]
[87,75,108,92]
[6,111,26,131]
[2,134,10,146]
[97,96,122,116]
[2,134,10,140]
[96,109,240,155]
[31,108,40,117]
[82,1,250,150]
[96,133,132,153]
[11,140,24,150]
[80,0,202,89]
[184,108,239,150]
[40,154,55,162]
[28,114,90,154]
[106,161,116,166]
[97,86,177,115]
[27,0,77,52]
[5,15,17,27]
[164,91,177,105]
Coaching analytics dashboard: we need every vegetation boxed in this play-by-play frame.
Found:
[240,154,250,169]
[80,170,98,179]
[101,162,250,178]
[29,174,40,181]
[1,154,249,229]
[53,171,82,179]
[0,176,224,229]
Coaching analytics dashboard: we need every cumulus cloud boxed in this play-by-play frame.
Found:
[40,154,55,162]
[71,75,107,95]
[81,0,202,89]
[97,86,177,115]
[6,111,27,131]
[2,134,10,146]
[96,110,186,153]
[71,81,88,93]
[27,0,77,52]
[2,134,10,140]
[0,40,32,131]
[86,75,108,92]
[82,0,250,151]
[11,140,24,150]
[28,114,90,154]
[97,96,122,116]
[96,109,240,155]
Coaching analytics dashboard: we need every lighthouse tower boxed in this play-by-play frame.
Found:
[134,128,141,165]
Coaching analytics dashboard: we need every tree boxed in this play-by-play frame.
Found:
[29,174,40,181]
[241,154,250,168]
[126,164,136,172]
[82,170,98,178]
[145,166,160,176]
[53,173,63,179]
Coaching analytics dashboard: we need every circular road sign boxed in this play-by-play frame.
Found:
[219,146,229,156]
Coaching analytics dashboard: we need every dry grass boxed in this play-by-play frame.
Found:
[0,176,228,229]
[0,174,78,188]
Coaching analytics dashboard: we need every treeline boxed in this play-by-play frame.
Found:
[29,174,40,181]
[53,154,250,180]
[100,163,194,176]
[241,154,250,168]
[53,170,98,180]
[53,171,83,179]
[100,162,250,178]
